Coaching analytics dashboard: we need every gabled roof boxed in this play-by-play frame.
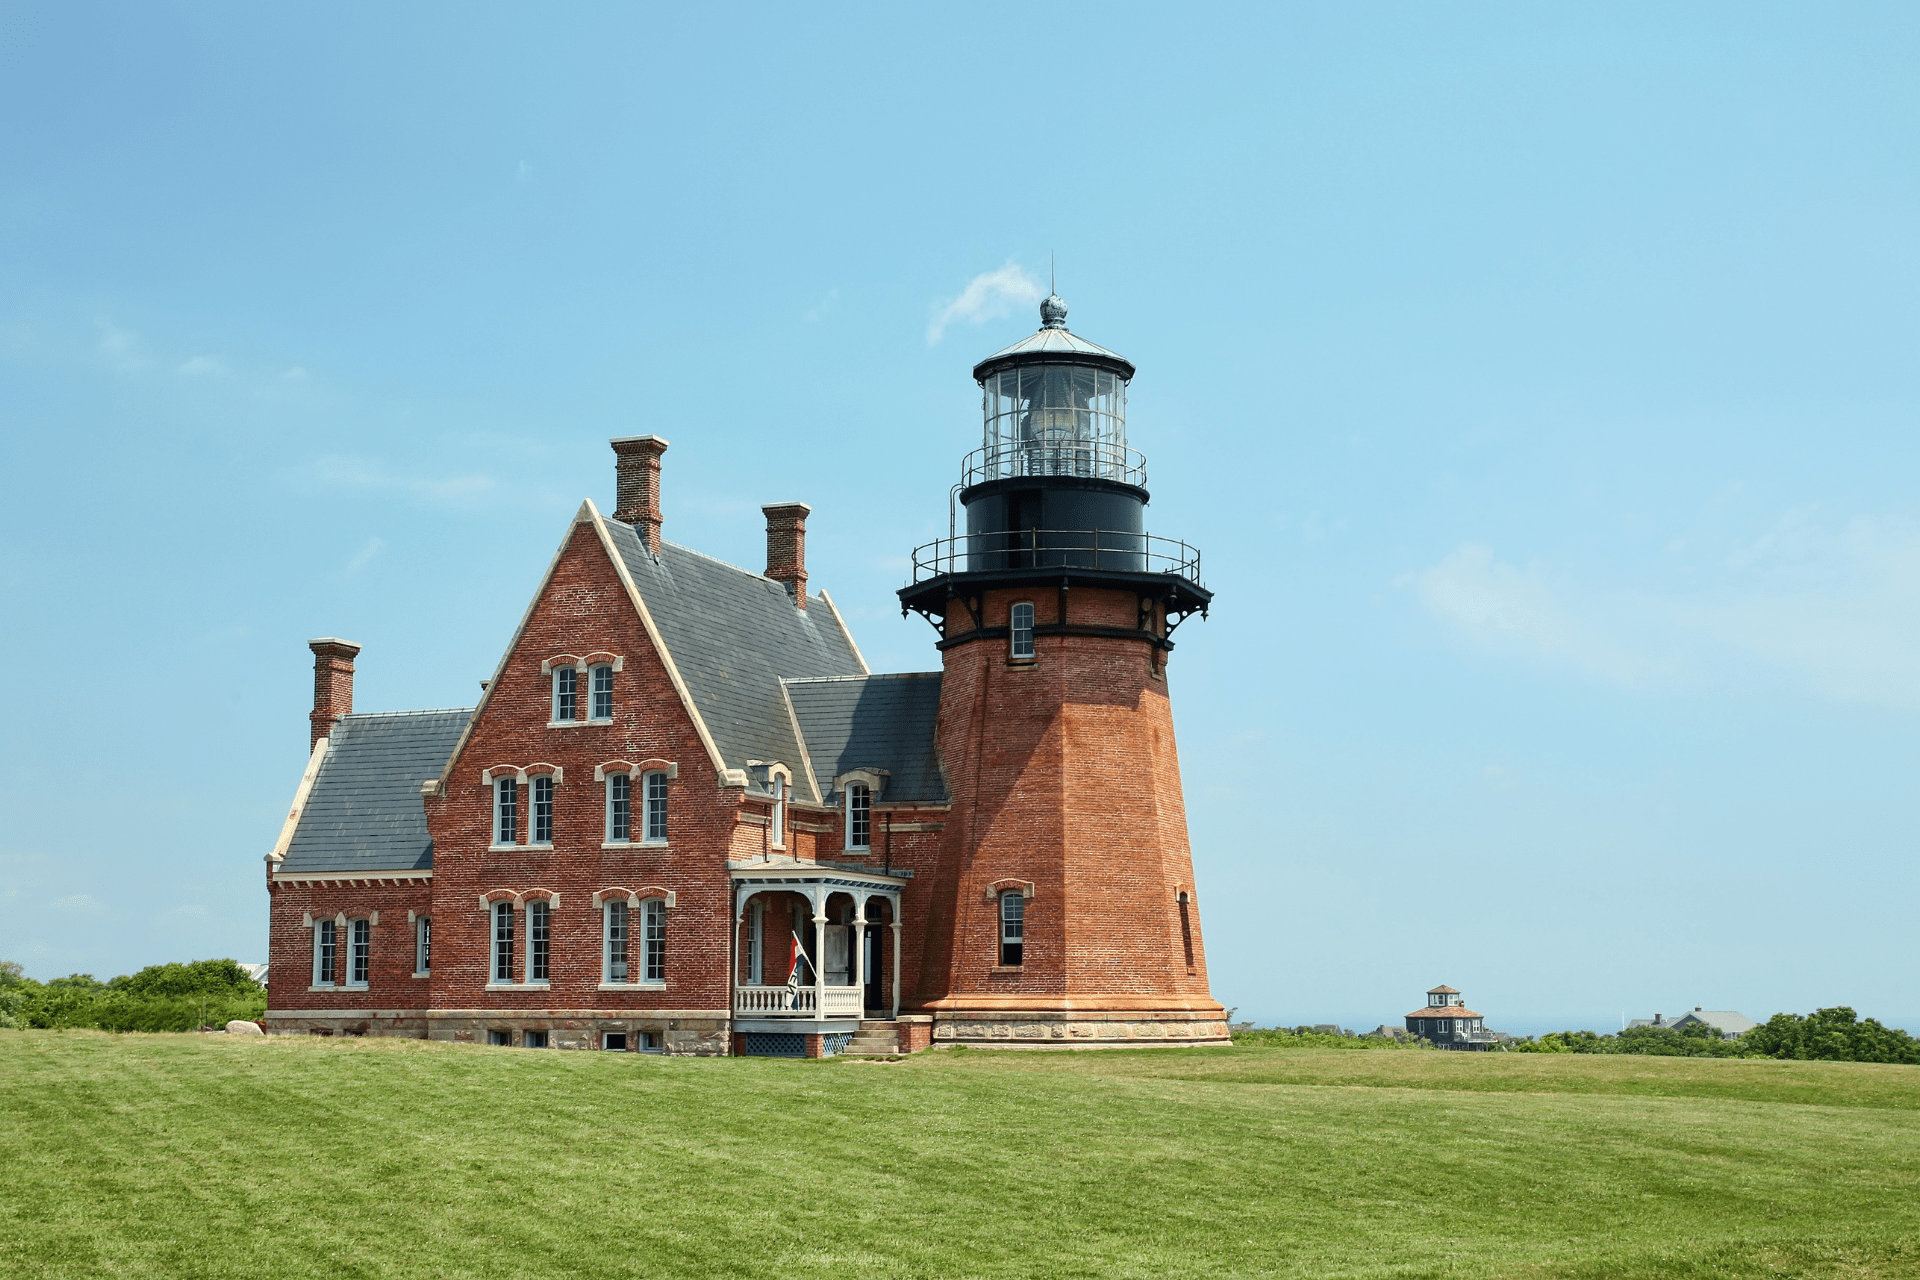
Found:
[280,709,472,874]
[1671,1010,1757,1035]
[784,673,947,804]
[601,521,866,783]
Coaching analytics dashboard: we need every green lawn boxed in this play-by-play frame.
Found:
[2,1034,1917,1279]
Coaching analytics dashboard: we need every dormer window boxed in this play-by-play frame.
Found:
[553,667,579,722]
[590,664,614,720]
[768,775,786,849]
[1010,601,1035,659]
[845,782,871,850]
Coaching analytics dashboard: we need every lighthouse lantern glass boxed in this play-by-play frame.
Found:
[982,364,1128,482]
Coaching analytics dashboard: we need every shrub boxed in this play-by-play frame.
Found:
[1231,1027,1434,1050]
[1,958,265,1032]
[1743,1008,1920,1065]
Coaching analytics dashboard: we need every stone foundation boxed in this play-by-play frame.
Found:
[929,1009,1231,1048]
[264,1008,731,1055]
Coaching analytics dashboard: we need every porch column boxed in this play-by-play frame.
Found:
[889,914,902,1020]
[851,901,867,1010]
[811,898,827,1023]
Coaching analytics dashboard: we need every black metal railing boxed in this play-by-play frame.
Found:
[960,443,1148,489]
[907,529,1202,583]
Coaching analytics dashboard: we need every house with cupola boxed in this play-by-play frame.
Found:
[1405,985,1498,1051]
[264,294,1228,1056]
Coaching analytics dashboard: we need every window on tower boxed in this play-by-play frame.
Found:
[1009,601,1035,659]
[999,891,1024,967]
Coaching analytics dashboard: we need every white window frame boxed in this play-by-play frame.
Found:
[491,901,515,983]
[414,916,431,977]
[525,899,551,984]
[1010,600,1036,659]
[642,770,669,844]
[638,1030,663,1054]
[589,664,614,721]
[768,774,786,849]
[845,782,870,851]
[530,774,554,847]
[999,891,1025,966]
[493,776,519,847]
[347,917,371,987]
[552,666,579,723]
[603,898,630,985]
[605,771,631,844]
[640,897,666,984]
[746,900,764,985]
[312,917,337,988]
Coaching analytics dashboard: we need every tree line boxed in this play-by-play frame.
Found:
[0,959,266,1032]
[1511,1009,1920,1064]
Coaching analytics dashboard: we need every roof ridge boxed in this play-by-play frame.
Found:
[341,707,477,719]
[661,539,825,600]
[784,672,940,685]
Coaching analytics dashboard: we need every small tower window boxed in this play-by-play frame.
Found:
[606,772,631,843]
[768,775,786,849]
[531,775,554,845]
[493,777,519,846]
[643,771,669,843]
[1010,602,1035,659]
[590,664,614,720]
[999,891,1025,966]
[553,666,578,722]
[845,782,871,851]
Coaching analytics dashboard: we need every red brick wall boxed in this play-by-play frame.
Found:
[266,880,432,1012]
[421,518,739,1014]
[908,585,1219,1011]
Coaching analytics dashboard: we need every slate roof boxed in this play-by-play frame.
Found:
[783,673,947,804]
[279,708,473,875]
[1406,1007,1484,1020]
[602,524,867,787]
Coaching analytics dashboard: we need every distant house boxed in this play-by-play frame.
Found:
[1405,985,1499,1051]
[1628,1007,1756,1039]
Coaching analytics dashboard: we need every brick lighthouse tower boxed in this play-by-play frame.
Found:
[899,293,1230,1047]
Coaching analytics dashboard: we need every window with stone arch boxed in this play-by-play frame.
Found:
[845,781,871,851]
[491,901,515,983]
[603,897,630,984]
[312,917,337,987]
[642,770,669,844]
[590,663,614,721]
[640,897,667,983]
[999,891,1025,966]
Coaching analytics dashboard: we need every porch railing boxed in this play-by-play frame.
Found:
[733,985,866,1017]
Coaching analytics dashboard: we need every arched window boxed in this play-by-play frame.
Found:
[1010,601,1035,659]
[604,898,629,984]
[845,782,870,851]
[313,918,337,987]
[643,771,669,844]
[606,772,631,843]
[491,902,515,983]
[999,891,1025,966]
[552,666,578,722]
[493,776,519,846]
[590,664,614,720]
[531,775,554,845]
[527,900,551,982]
[641,898,667,983]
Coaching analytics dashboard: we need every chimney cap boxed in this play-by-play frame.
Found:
[308,637,361,655]
[610,434,670,449]
[761,501,812,517]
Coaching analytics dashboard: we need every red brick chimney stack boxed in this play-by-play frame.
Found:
[308,638,361,751]
[761,502,810,608]
[610,435,670,554]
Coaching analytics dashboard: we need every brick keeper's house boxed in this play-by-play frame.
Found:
[265,294,1229,1056]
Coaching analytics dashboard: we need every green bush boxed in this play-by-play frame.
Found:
[1512,1026,1749,1057]
[1230,1027,1434,1050]
[1743,1008,1920,1065]
[0,957,264,1032]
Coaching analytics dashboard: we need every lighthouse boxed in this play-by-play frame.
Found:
[900,293,1229,1046]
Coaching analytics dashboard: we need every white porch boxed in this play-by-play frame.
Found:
[729,861,908,1025]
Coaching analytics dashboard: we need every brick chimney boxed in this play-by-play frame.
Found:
[762,502,810,608]
[308,638,361,751]
[610,435,669,554]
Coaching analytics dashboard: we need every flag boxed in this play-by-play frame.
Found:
[787,932,809,1008]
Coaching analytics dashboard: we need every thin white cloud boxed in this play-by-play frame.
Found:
[310,455,496,505]
[345,536,386,575]
[95,321,152,372]
[1416,544,1654,685]
[1416,516,1920,708]
[927,262,1043,345]
[178,355,227,376]
[284,366,309,380]
[50,894,104,911]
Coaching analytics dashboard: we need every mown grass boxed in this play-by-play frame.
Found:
[1,1033,1916,1279]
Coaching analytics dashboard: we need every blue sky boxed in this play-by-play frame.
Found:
[4,3,1918,1033]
